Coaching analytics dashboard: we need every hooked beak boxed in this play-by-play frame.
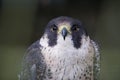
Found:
[61,28,68,40]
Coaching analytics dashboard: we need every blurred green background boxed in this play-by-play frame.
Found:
[0,0,120,80]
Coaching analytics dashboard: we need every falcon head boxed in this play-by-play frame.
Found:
[41,16,88,49]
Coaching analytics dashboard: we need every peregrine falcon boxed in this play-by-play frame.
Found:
[19,16,100,80]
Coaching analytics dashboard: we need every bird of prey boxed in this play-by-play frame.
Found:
[19,16,100,80]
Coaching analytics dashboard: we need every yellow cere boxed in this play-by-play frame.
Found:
[57,23,71,34]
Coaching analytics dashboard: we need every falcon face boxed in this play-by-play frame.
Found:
[44,16,87,49]
[19,16,100,80]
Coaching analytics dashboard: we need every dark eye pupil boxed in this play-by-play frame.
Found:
[51,25,57,32]
[72,25,79,31]
[53,26,57,30]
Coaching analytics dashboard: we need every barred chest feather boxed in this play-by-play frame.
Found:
[39,34,95,80]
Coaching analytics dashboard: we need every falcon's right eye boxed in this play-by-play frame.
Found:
[50,24,58,32]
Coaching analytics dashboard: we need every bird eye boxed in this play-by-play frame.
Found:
[50,24,58,32]
[71,24,80,31]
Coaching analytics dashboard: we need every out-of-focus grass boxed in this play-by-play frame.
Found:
[101,48,120,80]
[0,46,26,80]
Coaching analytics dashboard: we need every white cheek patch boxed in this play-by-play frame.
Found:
[39,34,49,47]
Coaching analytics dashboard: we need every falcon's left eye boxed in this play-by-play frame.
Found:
[71,24,80,32]
[50,24,58,32]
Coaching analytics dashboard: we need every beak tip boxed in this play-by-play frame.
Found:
[63,36,65,40]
